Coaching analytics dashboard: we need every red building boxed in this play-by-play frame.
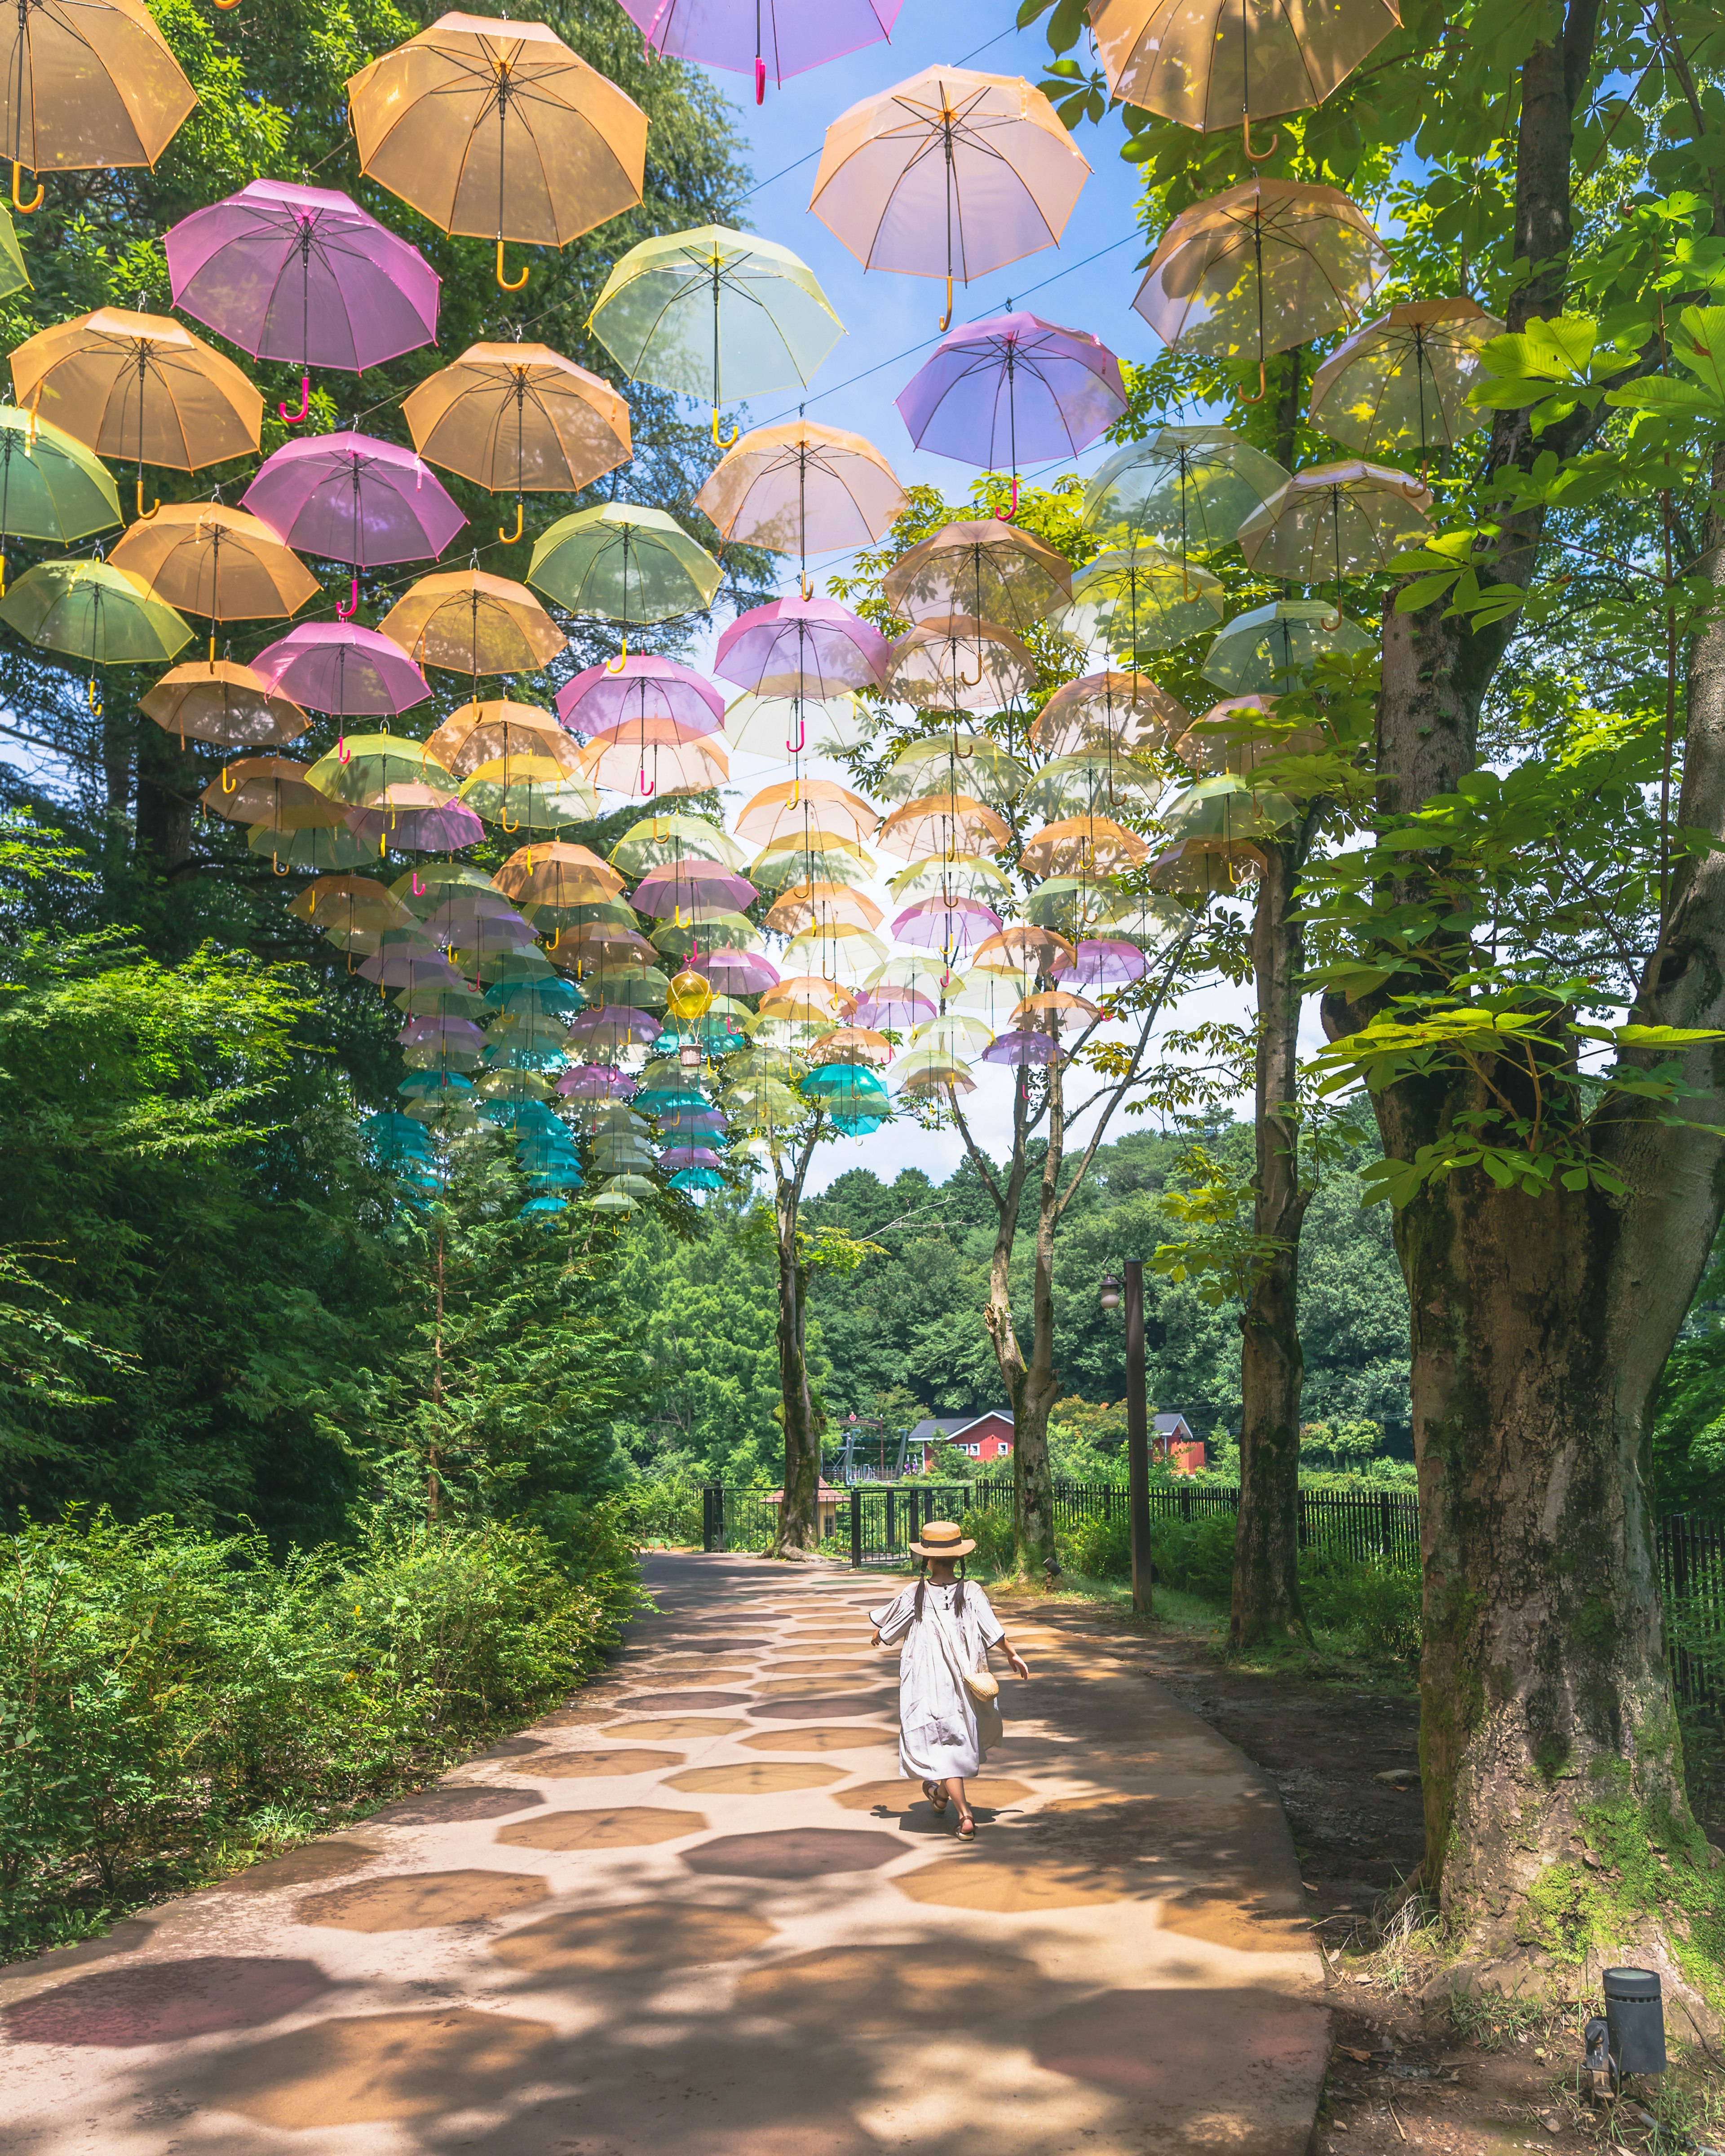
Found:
[909,1411,1016,1473]
[1151,1412,1206,1476]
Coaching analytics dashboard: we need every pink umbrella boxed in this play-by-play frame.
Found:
[1062,938,1148,988]
[889,894,1003,955]
[557,1063,638,1100]
[358,950,466,989]
[349,797,487,855]
[632,864,757,917]
[715,596,889,698]
[165,181,440,425]
[854,984,936,1027]
[896,312,1127,512]
[619,0,902,102]
[556,654,724,741]
[659,1144,724,1170]
[693,946,779,994]
[399,1014,487,1051]
[243,433,465,618]
[253,624,432,717]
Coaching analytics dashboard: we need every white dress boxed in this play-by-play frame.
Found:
[871,1578,1006,1781]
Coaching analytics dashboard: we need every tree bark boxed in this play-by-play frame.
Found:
[1231,836,1312,1650]
[771,1127,823,1556]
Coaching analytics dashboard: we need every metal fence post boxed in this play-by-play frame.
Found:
[850,1485,862,1568]
[885,1486,896,1553]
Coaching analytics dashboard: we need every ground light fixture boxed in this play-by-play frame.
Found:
[1584,1967,1666,2093]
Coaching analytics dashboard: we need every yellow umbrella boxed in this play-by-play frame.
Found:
[1236,459,1431,589]
[694,420,904,564]
[141,659,310,751]
[0,0,197,205]
[809,66,1091,328]
[493,839,626,909]
[425,698,582,779]
[401,341,631,541]
[10,308,263,517]
[459,754,597,834]
[1308,298,1504,461]
[379,569,566,679]
[110,502,317,660]
[1133,179,1387,402]
[346,13,649,290]
[886,614,1037,713]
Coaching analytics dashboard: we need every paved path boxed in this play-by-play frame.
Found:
[1,1555,1330,2156]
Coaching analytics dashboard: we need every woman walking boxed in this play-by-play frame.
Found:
[870,1517,1031,1839]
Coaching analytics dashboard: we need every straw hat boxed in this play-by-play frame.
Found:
[909,1517,975,1558]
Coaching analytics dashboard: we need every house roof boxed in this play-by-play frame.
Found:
[1154,1412,1194,1437]
[909,1412,1014,1444]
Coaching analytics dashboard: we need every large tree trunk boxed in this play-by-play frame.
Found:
[772,1137,823,1556]
[1231,838,1311,1650]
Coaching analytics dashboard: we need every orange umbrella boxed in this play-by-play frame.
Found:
[402,341,631,539]
[110,503,316,659]
[493,840,625,908]
[883,518,1070,632]
[1012,988,1104,1028]
[759,974,858,1024]
[887,614,1037,713]
[347,13,649,291]
[973,924,1076,978]
[877,793,1010,861]
[735,776,876,846]
[809,67,1090,328]
[10,308,262,517]
[201,755,349,830]
[425,698,582,778]
[810,1025,893,1067]
[1030,672,1190,758]
[0,0,196,197]
[141,658,310,751]
[694,420,905,561]
[765,881,884,935]
[1020,815,1150,877]
[379,568,566,679]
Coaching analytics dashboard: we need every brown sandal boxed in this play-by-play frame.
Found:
[957,1812,976,1839]
[923,1780,948,1814]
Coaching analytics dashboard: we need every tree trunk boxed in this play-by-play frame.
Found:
[772,1137,822,1556]
[1231,838,1312,1650]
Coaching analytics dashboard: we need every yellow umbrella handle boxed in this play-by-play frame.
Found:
[136,477,159,517]
[498,499,523,544]
[496,240,528,291]
[711,406,738,449]
[940,275,953,333]
[11,165,41,213]
[605,630,628,675]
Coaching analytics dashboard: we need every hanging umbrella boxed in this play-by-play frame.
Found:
[735,777,876,847]
[887,853,1013,905]
[305,733,459,809]
[1019,815,1150,877]
[0,558,188,664]
[588,225,843,442]
[528,502,721,657]
[349,791,487,857]
[253,624,432,719]
[974,924,1076,978]
[1089,0,1401,149]
[1202,598,1374,690]
[695,420,902,557]
[724,689,867,761]
[781,922,887,973]
[425,699,581,778]
[619,0,901,99]
[1030,672,1190,758]
[1162,773,1297,852]
[402,342,630,534]
[632,860,757,918]
[878,732,1027,810]
[1013,988,1104,1029]
[10,309,263,518]
[750,832,874,892]
[883,518,1070,632]
[891,894,1003,956]
[0,0,196,185]
[982,1029,1058,1067]
[808,1025,892,1068]
[0,408,120,591]
[109,503,318,660]
[886,615,1037,712]
[611,812,747,875]
[1236,460,1432,589]
[556,654,724,741]
[289,873,411,932]
[1308,298,1505,461]
[894,1051,975,1097]
[1134,180,1387,400]
[877,793,1010,860]
[766,882,884,934]
[1084,424,1291,567]
[810,66,1091,328]
[201,755,347,828]
[346,13,649,289]
[1066,939,1149,989]
[243,433,465,615]
[716,595,889,697]
[142,658,310,750]
[379,568,566,678]
[495,840,628,912]
[693,948,779,994]
[1023,750,1164,820]
[581,729,727,799]
[1060,545,1227,659]
[164,180,441,425]
[895,311,1126,508]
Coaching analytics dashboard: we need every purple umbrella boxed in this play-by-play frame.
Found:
[659,1144,725,1171]
[854,984,936,1028]
[349,799,486,855]
[715,596,889,697]
[398,1014,487,1051]
[631,864,758,917]
[243,433,465,618]
[890,895,1003,955]
[556,654,725,741]
[618,0,902,101]
[252,624,432,717]
[359,950,465,990]
[1064,938,1148,988]
[693,946,779,994]
[566,1008,662,1050]
[896,312,1128,513]
[557,1063,638,1100]
[165,181,440,425]
[981,1029,1059,1066]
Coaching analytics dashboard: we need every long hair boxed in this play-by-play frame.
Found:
[912,1555,966,1622]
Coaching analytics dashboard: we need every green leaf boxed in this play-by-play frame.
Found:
[1396,571,1461,613]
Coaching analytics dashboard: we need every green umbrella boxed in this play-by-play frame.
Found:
[1084,425,1290,564]
[304,733,459,808]
[610,811,748,876]
[528,502,721,657]
[1202,600,1374,693]
[1061,544,1227,660]
[587,225,842,446]
[0,560,190,666]
[0,410,120,587]
[247,822,374,876]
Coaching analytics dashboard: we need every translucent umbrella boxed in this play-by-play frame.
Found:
[1308,298,1505,462]
[1065,939,1149,989]
[1134,179,1387,400]
[252,624,432,720]
[0,559,188,665]
[810,66,1090,329]
[750,833,874,892]
[1019,815,1150,877]
[588,225,843,441]
[1060,545,1227,660]
[735,777,876,847]
[894,1051,975,1097]
[877,793,1010,860]
[886,615,1037,712]
[460,756,597,832]
[556,654,724,742]
[619,0,902,99]
[379,568,566,679]
[882,518,1070,633]
[305,733,459,809]
[694,948,780,994]
[243,433,465,615]
[425,699,580,778]
[1237,459,1431,592]
[202,755,347,829]
[1084,424,1291,564]
[289,873,411,933]
[144,660,310,751]
[766,883,884,934]
[724,690,868,762]
[877,731,1027,810]
[887,853,1013,905]
[1023,751,1164,821]
[981,1029,1057,1067]
[580,727,728,799]
[633,861,757,918]
[891,894,1003,957]
[1013,988,1104,1029]
[402,342,630,534]
[347,13,648,289]
[808,1025,892,1067]
[716,596,889,696]
[694,420,903,558]
[495,840,627,913]
[0,408,121,589]
[973,924,1076,980]
[781,923,888,975]
[528,502,721,654]
[1202,598,1374,691]
[1030,672,1190,758]
[0,0,196,185]
[610,812,747,874]
[109,503,317,660]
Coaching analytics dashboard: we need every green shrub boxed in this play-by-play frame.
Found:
[1148,1512,1239,1599]
[1300,1541,1422,1663]
[1061,1510,1132,1581]
[611,1473,704,1548]
[961,1501,1016,1575]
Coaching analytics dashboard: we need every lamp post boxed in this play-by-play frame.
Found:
[1100,1261,1154,1616]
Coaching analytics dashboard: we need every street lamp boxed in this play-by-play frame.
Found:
[1100,1259,1153,1617]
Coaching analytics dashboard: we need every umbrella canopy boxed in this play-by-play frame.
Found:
[1134,180,1387,393]
[973,924,1076,979]
[349,792,487,856]
[164,180,440,379]
[588,225,843,420]
[250,820,375,873]
[878,731,1027,810]
[810,66,1090,325]
[781,922,887,972]
[891,893,1003,954]
[556,654,724,741]
[895,311,1127,479]
[0,407,121,555]
[611,812,747,874]
[1202,598,1375,690]
[877,792,1011,860]
[305,733,459,808]
[694,947,780,995]
[981,1029,1058,1067]
[402,341,630,497]
[1024,750,1164,820]
[243,432,466,566]
[724,689,868,762]
[766,882,884,934]
[632,861,757,918]
[1162,772,1297,848]
[290,873,411,932]
[1237,459,1432,584]
[528,501,721,626]
[579,729,728,799]
[0,559,189,663]
[716,595,889,696]
[346,13,648,255]
[1084,424,1291,560]
[887,614,1037,711]
[1061,545,1228,659]
[887,853,1013,904]
[1030,672,1190,758]
[1013,988,1104,1029]
[809,1025,892,1067]
[495,840,626,910]
[882,517,1070,632]
[203,755,346,828]
[252,624,433,717]
[425,699,581,778]
[736,777,876,846]
[1090,0,1401,137]
[379,568,566,676]
[1308,298,1505,459]
[1019,815,1151,877]
[695,420,902,554]
[143,658,310,749]
[0,0,196,175]
[618,0,902,92]
[109,503,318,627]
[751,832,873,892]
[1066,938,1150,988]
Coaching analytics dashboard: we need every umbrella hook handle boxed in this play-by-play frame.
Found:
[338,733,352,764]
[496,241,528,292]
[500,806,520,833]
[498,499,524,544]
[711,407,739,449]
[411,870,427,897]
[637,768,656,798]
[785,714,806,755]
[279,375,310,424]
[1242,112,1279,163]
[1236,359,1268,406]
[605,631,628,675]
[336,574,359,621]
[11,165,41,213]
[136,477,159,517]
[221,763,237,792]
[272,852,289,875]
[939,275,953,333]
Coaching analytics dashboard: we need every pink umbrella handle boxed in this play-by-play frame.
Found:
[411,870,426,896]
[337,733,351,764]
[755,56,765,102]
[637,766,656,798]
[785,714,806,754]
[279,374,310,424]
[335,574,359,621]
[1007,473,1020,519]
